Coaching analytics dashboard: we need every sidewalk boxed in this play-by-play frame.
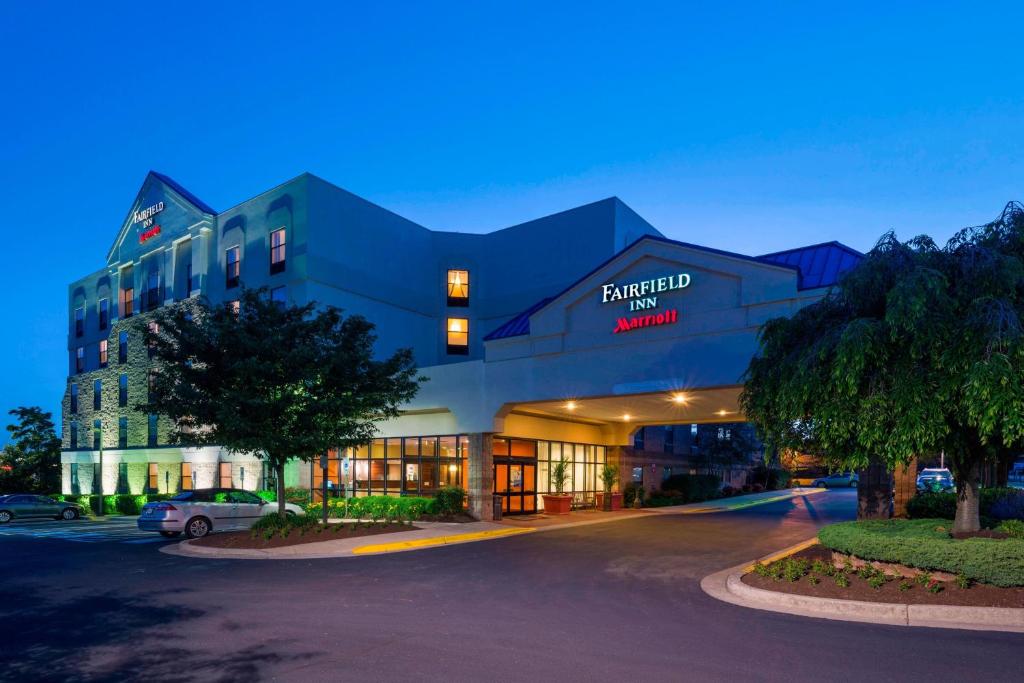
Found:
[161,487,825,561]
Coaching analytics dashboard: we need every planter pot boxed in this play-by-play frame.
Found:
[542,494,573,515]
[596,492,623,511]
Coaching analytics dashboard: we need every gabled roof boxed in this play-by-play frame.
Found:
[484,236,863,342]
[149,171,217,215]
[756,241,863,290]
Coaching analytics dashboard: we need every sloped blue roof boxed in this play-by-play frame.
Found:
[150,171,217,215]
[483,236,863,342]
[756,241,863,290]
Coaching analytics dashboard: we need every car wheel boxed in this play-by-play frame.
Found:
[185,516,211,539]
[159,531,182,538]
[60,508,78,521]
[0,510,11,523]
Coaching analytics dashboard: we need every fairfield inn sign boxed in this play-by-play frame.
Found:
[601,272,691,334]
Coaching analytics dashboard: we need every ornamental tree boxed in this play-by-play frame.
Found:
[137,288,422,517]
[0,407,61,494]
[741,203,1024,533]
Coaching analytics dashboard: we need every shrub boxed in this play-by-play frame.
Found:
[997,519,1024,539]
[751,464,792,491]
[432,487,466,516]
[720,485,736,497]
[306,496,434,522]
[660,474,721,503]
[907,488,1024,522]
[623,483,644,507]
[285,487,311,506]
[255,490,276,502]
[819,519,1024,587]
[250,512,321,539]
[989,490,1024,521]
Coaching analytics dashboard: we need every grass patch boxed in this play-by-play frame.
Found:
[818,519,1024,587]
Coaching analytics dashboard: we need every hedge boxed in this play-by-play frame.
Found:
[907,488,1024,523]
[660,474,721,503]
[306,495,436,521]
[818,519,1024,587]
[53,493,174,516]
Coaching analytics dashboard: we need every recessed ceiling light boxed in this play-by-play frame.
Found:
[565,401,577,411]
[716,409,728,416]
[672,393,687,404]
[622,413,631,421]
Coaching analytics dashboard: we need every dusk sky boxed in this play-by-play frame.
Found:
[2,2,1023,440]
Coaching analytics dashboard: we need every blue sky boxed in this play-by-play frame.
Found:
[1,1,1023,440]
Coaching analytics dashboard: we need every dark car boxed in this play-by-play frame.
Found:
[0,495,83,523]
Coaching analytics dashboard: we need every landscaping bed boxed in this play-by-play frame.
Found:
[191,521,418,550]
[742,545,1024,607]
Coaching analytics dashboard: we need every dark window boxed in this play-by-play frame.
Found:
[69,421,78,449]
[117,462,128,493]
[270,229,286,274]
[664,427,675,454]
[147,414,158,447]
[93,379,102,410]
[447,270,469,306]
[118,417,128,450]
[70,463,79,492]
[446,318,468,355]
[99,339,108,367]
[226,247,240,288]
[145,273,160,312]
[270,285,287,305]
[119,374,128,407]
[633,428,645,451]
[123,287,134,318]
[186,263,193,292]
[70,384,78,414]
[75,347,84,373]
[98,299,109,330]
[119,331,128,363]
[74,307,84,337]
[93,419,102,450]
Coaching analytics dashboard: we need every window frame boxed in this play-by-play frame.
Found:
[446,317,469,355]
[226,246,241,289]
[98,339,108,367]
[219,462,232,488]
[74,307,84,337]
[270,228,286,275]
[70,383,78,414]
[118,417,128,449]
[98,299,109,330]
[181,462,193,491]
[93,379,102,410]
[148,463,159,492]
[75,347,84,373]
[118,331,128,364]
[446,269,469,307]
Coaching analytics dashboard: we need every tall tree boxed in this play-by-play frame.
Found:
[741,203,1024,533]
[1,407,62,493]
[138,288,423,517]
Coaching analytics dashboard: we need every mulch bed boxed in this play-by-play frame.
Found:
[742,545,1024,608]
[191,522,419,550]
[416,512,477,523]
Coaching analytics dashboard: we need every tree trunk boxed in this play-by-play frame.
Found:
[892,457,918,519]
[953,460,981,534]
[276,461,287,518]
[857,462,892,520]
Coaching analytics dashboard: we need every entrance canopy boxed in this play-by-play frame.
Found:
[509,386,743,427]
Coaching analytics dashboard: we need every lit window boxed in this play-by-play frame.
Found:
[93,379,102,410]
[118,417,128,449]
[75,347,84,373]
[631,467,643,483]
[226,246,240,288]
[118,331,128,364]
[446,318,469,355]
[149,463,159,492]
[74,307,84,337]
[99,339,108,367]
[270,228,286,274]
[123,287,134,318]
[98,299,109,330]
[181,462,193,491]
[270,286,287,305]
[219,462,232,488]
[70,383,78,414]
[119,374,128,407]
[447,270,469,306]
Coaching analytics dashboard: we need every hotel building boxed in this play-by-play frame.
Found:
[62,171,861,518]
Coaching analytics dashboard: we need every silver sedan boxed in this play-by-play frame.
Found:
[137,488,305,538]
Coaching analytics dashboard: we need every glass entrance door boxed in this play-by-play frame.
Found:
[494,460,537,514]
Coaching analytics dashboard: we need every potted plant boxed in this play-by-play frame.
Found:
[597,463,622,511]
[542,457,573,514]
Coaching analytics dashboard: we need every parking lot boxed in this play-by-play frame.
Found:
[0,516,171,545]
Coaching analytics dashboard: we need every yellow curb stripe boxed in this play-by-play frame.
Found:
[351,527,535,555]
[743,536,820,573]
[679,488,826,515]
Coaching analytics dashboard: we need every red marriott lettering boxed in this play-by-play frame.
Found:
[139,225,161,243]
[613,308,679,334]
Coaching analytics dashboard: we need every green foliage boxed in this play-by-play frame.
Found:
[750,464,792,491]
[780,557,809,582]
[660,474,721,503]
[598,463,618,493]
[907,488,1023,522]
[432,487,466,516]
[834,573,850,588]
[955,572,971,589]
[0,407,61,494]
[899,579,913,591]
[622,482,643,508]
[550,457,571,495]
[306,496,434,522]
[997,519,1024,539]
[255,490,276,502]
[867,573,887,589]
[139,288,424,515]
[740,203,1024,532]
[250,512,322,539]
[819,519,1024,587]
[285,487,310,506]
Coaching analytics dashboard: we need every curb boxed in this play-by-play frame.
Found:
[700,538,1024,633]
[352,527,534,554]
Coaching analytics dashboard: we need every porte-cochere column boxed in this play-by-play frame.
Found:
[467,433,495,521]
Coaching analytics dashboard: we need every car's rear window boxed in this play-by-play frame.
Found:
[169,491,216,503]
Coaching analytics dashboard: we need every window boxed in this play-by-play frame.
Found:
[147,414,158,447]
[74,307,84,337]
[118,417,128,449]
[446,318,468,355]
[270,228,286,274]
[119,374,128,407]
[93,379,102,410]
[219,462,232,488]
[147,322,159,358]
[98,299,109,330]
[270,286,287,305]
[149,463,159,492]
[185,263,193,292]
[70,462,79,492]
[447,269,469,306]
[75,347,84,373]
[631,466,643,483]
[226,246,240,288]
[70,383,78,414]
[93,419,102,450]
[633,428,645,451]
[123,287,134,318]
[117,462,128,493]
[181,462,193,491]
[148,370,157,403]
[119,331,128,363]
[144,272,160,312]
[69,421,78,449]
[664,427,675,454]
[98,339,108,367]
